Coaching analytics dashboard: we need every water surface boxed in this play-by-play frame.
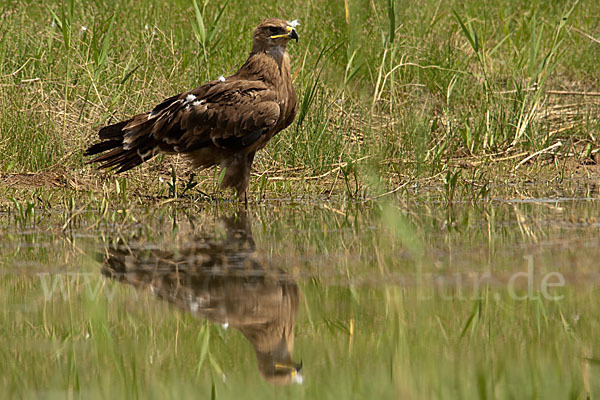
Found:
[2,197,600,398]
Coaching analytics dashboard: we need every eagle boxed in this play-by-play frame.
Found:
[85,18,299,200]
[100,212,303,385]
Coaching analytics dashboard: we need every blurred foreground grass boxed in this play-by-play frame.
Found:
[4,274,600,399]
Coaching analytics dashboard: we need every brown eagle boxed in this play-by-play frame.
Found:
[85,19,299,199]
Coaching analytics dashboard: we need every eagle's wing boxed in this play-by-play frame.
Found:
[121,79,281,155]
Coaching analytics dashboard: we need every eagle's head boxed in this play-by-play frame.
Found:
[252,18,299,52]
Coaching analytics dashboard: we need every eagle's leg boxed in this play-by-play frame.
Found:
[242,152,255,207]
[221,152,255,203]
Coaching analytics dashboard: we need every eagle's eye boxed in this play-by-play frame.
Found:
[267,26,280,33]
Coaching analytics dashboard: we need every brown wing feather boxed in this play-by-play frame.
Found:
[151,79,280,151]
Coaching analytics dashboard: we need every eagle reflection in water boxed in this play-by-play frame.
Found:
[100,212,302,385]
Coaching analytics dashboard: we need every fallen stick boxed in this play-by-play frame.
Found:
[514,141,563,169]
[496,89,600,96]
[568,25,600,45]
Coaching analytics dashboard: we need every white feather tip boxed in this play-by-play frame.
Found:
[293,373,304,384]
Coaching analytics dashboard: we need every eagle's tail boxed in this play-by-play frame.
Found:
[85,117,157,173]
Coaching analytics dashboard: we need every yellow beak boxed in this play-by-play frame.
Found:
[270,26,299,42]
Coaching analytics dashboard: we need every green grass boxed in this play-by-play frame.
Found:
[1,0,599,198]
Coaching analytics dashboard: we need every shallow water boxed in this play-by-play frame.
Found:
[2,197,600,398]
